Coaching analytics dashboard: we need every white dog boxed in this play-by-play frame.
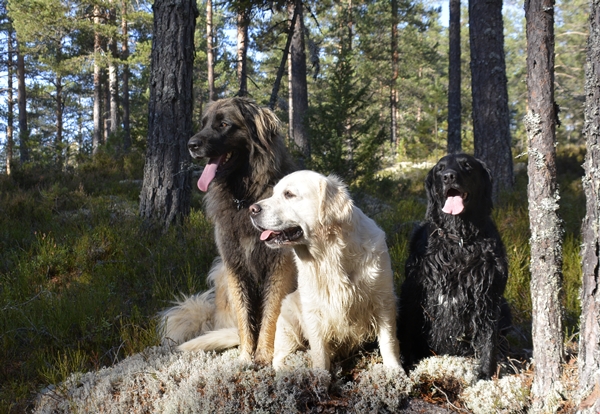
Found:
[250,170,403,372]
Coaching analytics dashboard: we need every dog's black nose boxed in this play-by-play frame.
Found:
[188,136,203,153]
[249,204,262,215]
[443,170,457,184]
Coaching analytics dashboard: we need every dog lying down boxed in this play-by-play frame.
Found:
[250,170,404,372]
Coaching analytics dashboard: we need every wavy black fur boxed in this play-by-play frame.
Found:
[398,153,509,379]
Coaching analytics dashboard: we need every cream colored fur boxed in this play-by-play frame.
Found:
[158,258,240,352]
[250,170,404,372]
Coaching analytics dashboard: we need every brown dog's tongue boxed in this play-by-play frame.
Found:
[442,196,465,215]
[197,156,225,192]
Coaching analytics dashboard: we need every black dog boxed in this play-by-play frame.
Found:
[398,153,509,379]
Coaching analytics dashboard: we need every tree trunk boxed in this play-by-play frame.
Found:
[289,0,310,166]
[236,7,250,97]
[578,1,600,411]
[108,4,119,140]
[93,6,103,155]
[447,0,461,154]
[268,4,297,111]
[469,0,512,199]
[390,0,399,151]
[206,0,215,102]
[139,0,197,227]
[524,0,565,411]
[55,75,63,167]
[6,27,14,174]
[121,0,131,151]
[16,41,28,163]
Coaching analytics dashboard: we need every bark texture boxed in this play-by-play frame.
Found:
[139,0,197,227]
[93,6,102,155]
[206,0,215,102]
[447,0,461,154]
[578,0,600,411]
[16,42,28,162]
[524,0,565,411]
[289,0,310,166]
[469,0,513,198]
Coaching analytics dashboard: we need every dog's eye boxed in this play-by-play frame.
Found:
[463,162,472,172]
[219,121,228,129]
[283,190,295,199]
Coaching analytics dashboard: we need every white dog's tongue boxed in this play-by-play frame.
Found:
[260,230,280,241]
[197,156,225,192]
[442,195,465,215]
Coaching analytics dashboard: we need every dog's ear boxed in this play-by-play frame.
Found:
[477,158,494,212]
[424,166,440,219]
[318,175,353,228]
[235,98,280,153]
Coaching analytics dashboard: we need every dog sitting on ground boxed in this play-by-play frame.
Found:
[159,97,297,364]
[250,170,404,372]
[398,153,509,379]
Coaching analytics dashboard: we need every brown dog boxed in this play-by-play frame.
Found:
[159,98,297,364]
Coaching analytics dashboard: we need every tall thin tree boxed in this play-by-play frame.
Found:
[524,0,564,411]
[6,25,14,174]
[578,0,600,411]
[236,4,250,97]
[206,0,215,101]
[121,0,131,150]
[288,0,309,166]
[93,5,103,154]
[16,39,28,162]
[447,0,461,153]
[469,0,512,199]
[139,0,197,227]
[390,0,399,151]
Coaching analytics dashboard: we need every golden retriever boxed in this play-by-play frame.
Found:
[249,170,404,372]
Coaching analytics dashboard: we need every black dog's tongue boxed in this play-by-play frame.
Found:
[442,191,465,215]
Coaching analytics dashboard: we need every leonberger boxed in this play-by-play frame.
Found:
[159,97,297,364]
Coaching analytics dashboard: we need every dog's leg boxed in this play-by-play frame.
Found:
[255,254,296,365]
[225,268,257,362]
[302,311,330,371]
[272,291,306,369]
[376,307,403,371]
[474,325,498,379]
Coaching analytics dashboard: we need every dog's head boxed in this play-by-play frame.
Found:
[249,170,353,249]
[188,97,284,192]
[425,153,493,220]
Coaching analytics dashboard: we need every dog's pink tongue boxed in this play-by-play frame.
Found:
[442,196,465,215]
[260,230,279,241]
[197,156,223,192]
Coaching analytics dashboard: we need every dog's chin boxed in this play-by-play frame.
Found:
[261,226,304,248]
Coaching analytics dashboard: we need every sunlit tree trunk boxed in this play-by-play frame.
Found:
[55,75,63,166]
[139,0,197,227]
[524,0,565,411]
[108,2,119,139]
[121,0,131,150]
[206,0,215,101]
[447,0,461,153]
[93,5,103,155]
[578,1,600,412]
[236,6,250,97]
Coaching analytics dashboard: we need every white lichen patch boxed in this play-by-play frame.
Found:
[462,374,530,414]
[410,355,478,387]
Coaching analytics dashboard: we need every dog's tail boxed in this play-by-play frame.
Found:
[178,327,240,352]
[158,290,216,345]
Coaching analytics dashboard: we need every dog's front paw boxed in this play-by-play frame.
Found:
[254,347,273,366]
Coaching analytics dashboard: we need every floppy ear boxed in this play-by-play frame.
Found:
[235,98,280,154]
[424,166,439,220]
[318,175,353,228]
[476,158,494,213]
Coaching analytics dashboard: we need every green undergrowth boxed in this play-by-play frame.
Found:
[0,148,586,413]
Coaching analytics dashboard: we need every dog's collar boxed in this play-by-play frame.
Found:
[432,228,464,248]
[233,198,248,210]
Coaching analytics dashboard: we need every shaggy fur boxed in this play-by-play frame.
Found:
[398,153,509,379]
[159,97,297,364]
[250,170,403,372]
